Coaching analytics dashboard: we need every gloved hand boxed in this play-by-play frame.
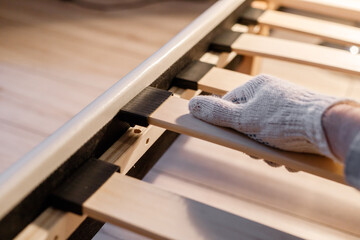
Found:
[189,74,348,162]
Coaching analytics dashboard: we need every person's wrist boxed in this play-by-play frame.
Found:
[322,103,360,163]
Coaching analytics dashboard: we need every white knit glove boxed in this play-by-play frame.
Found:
[189,74,347,162]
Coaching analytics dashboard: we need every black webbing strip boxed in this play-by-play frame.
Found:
[117,87,172,127]
[173,61,214,90]
[51,158,120,215]
[210,29,242,52]
[238,7,265,25]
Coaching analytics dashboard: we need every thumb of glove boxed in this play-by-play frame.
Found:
[189,95,240,129]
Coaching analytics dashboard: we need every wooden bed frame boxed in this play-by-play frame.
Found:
[1,0,360,239]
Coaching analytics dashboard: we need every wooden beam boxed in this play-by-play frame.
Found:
[46,158,297,239]
[82,172,298,239]
[258,10,360,47]
[14,88,196,240]
[14,209,85,240]
[151,135,360,237]
[148,96,345,184]
[117,87,345,183]
[198,67,252,95]
[271,0,360,22]
[231,33,360,76]
[15,125,165,240]
[197,67,350,97]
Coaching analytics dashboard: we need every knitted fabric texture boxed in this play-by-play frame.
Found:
[189,74,346,161]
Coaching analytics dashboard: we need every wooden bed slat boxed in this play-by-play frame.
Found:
[49,158,298,239]
[198,67,252,96]
[258,10,360,47]
[272,0,360,22]
[15,208,85,240]
[150,136,360,238]
[231,33,360,76]
[197,66,350,97]
[148,96,345,184]
[83,173,298,240]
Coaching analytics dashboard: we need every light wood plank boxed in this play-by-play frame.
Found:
[14,208,85,240]
[231,33,360,76]
[258,10,360,47]
[15,125,166,240]
[148,172,360,240]
[198,66,350,97]
[146,169,360,239]
[83,173,298,240]
[198,67,252,95]
[148,96,344,183]
[260,58,356,98]
[200,51,237,68]
[17,87,198,240]
[150,135,360,237]
[272,0,360,21]
[99,125,166,174]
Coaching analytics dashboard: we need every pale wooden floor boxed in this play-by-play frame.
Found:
[0,0,214,173]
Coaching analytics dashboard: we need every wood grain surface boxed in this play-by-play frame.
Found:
[272,0,360,21]
[198,66,352,97]
[145,135,360,239]
[84,173,298,240]
[259,9,360,46]
[198,67,252,96]
[149,96,345,183]
[232,33,360,76]
[0,0,213,174]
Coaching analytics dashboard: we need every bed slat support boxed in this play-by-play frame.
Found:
[118,88,172,127]
[173,61,214,90]
[210,29,242,52]
[210,31,360,76]
[116,87,345,183]
[50,158,298,239]
[51,159,120,215]
[272,0,360,22]
[239,7,360,47]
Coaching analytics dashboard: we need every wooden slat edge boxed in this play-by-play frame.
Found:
[147,167,360,239]
[149,96,345,184]
[14,208,85,240]
[259,9,360,46]
[198,66,350,97]
[232,33,360,76]
[14,87,197,240]
[198,67,252,95]
[272,0,360,22]
[15,126,165,239]
[83,173,299,239]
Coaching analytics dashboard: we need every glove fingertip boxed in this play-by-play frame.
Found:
[188,95,208,115]
[189,96,216,121]
[189,95,237,127]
